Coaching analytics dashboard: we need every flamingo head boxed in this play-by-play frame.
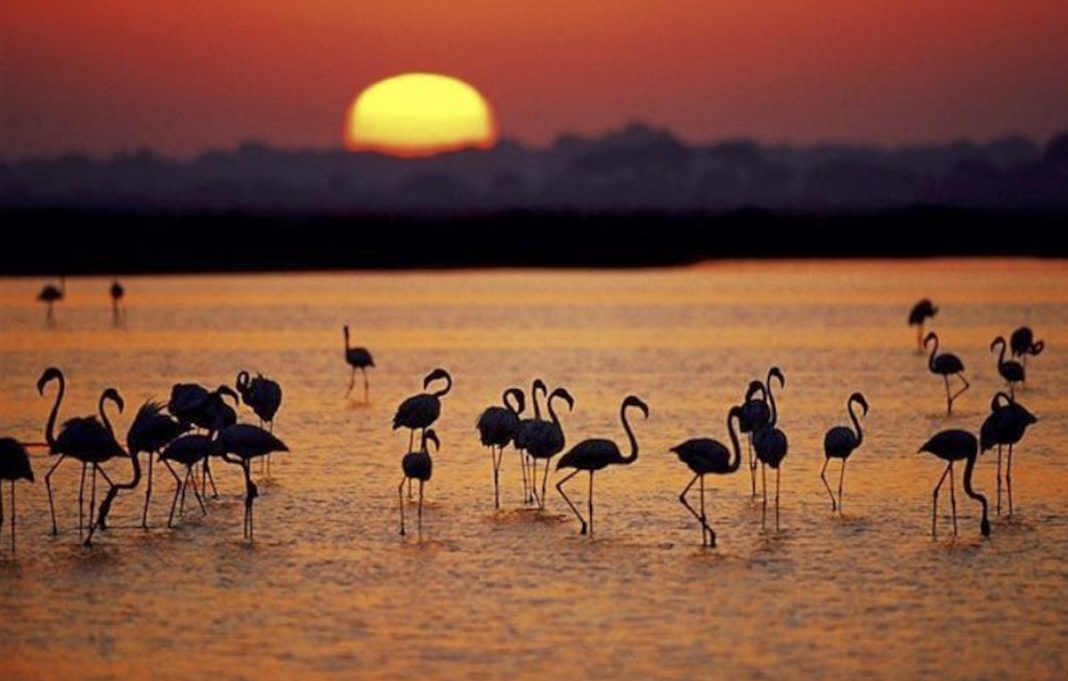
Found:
[551,387,575,412]
[623,395,649,419]
[990,392,1013,411]
[532,378,547,396]
[37,366,63,394]
[923,331,938,348]
[768,366,785,389]
[102,388,125,413]
[989,337,1005,353]
[216,385,240,404]
[236,371,250,390]
[744,380,765,402]
[727,404,744,423]
[503,387,525,415]
[423,428,440,453]
[423,367,451,389]
[849,392,869,416]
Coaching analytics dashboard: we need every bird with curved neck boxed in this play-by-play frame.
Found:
[513,379,548,504]
[214,424,288,541]
[924,332,969,415]
[343,325,375,402]
[753,367,788,531]
[476,387,525,509]
[990,337,1025,397]
[919,429,990,538]
[820,392,869,513]
[980,392,1037,517]
[908,299,938,351]
[670,405,743,547]
[739,379,770,498]
[393,368,452,452]
[527,387,575,509]
[399,429,439,537]
[555,395,649,536]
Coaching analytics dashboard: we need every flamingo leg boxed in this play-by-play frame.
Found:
[775,467,781,532]
[943,375,952,415]
[84,465,99,546]
[837,459,847,513]
[0,482,4,549]
[362,368,369,404]
[10,481,15,553]
[530,454,539,507]
[164,461,182,528]
[44,455,66,535]
[95,466,114,531]
[700,474,715,547]
[541,459,551,511]
[819,458,836,511]
[761,463,768,530]
[748,436,757,498]
[555,469,585,534]
[949,373,970,410]
[491,445,502,510]
[418,479,424,538]
[1007,444,1014,516]
[408,430,414,452]
[142,452,153,528]
[241,460,256,541]
[517,449,529,504]
[678,473,707,545]
[203,457,219,499]
[179,467,190,516]
[996,445,1003,516]
[932,462,952,538]
[587,471,595,536]
[949,461,958,536]
[346,367,356,398]
[189,466,207,516]
[78,461,88,537]
[398,477,407,536]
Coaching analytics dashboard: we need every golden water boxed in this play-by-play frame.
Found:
[1,260,1066,680]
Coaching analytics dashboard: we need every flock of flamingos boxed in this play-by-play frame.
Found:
[0,284,1046,553]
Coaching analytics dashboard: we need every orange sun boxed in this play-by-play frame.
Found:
[344,73,497,157]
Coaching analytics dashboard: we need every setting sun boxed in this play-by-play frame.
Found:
[344,73,496,157]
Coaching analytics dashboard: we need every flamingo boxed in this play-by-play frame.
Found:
[168,383,238,497]
[343,326,375,402]
[157,434,212,526]
[236,371,283,475]
[555,395,649,536]
[980,392,1037,516]
[393,368,452,451]
[38,277,65,322]
[908,299,938,350]
[741,373,779,498]
[1009,326,1044,366]
[924,332,969,415]
[0,438,34,553]
[212,424,288,540]
[919,429,990,538]
[475,387,525,509]
[669,405,743,547]
[990,337,1025,396]
[513,379,548,504]
[527,387,575,509]
[399,429,439,537]
[38,368,126,538]
[820,392,869,513]
[753,367,788,531]
[110,280,125,325]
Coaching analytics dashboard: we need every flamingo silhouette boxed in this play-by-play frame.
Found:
[110,280,124,325]
[476,387,525,509]
[919,429,990,538]
[168,383,238,497]
[980,392,1037,516]
[670,405,743,547]
[751,367,788,530]
[820,392,868,513]
[393,368,452,451]
[343,326,375,402]
[924,332,969,415]
[908,299,938,350]
[526,387,575,509]
[513,379,548,504]
[1009,326,1044,366]
[38,277,65,322]
[399,429,439,537]
[990,337,1025,396]
[741,373,779,498]
[555,395,649,535]
[236,371,283,475]
[157,434,212,526]
[213,424,288,541]
[0,438,34,553]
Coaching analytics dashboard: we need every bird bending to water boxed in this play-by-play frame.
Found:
[820,392,869,513]
[1009,326,1044,366]
[393,368,452,451]
[670,405,743,547]
[924,332,969,415]
[476,388,525,509]
[38,277,65,323]
[213,424,288,541]
[919,429,990,538]
[980,392,1037,517]
[753,367,788,530]
[556,395,649,535]
[0,438,34,553]
[990,337,1025,396]
[399,429,439,537]
[908,299,938,351]
[527,387,575,509]
[110,280,125,325]
[513,379,548,504]
[343,326,375,402]
[158,434,212,526]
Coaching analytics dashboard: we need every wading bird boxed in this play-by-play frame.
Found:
[556,395,649,536]
[399,429,439,537]
[110,280,124,324]
[513,379,547,504]
[112,401,188,529]
[908,299,938,351]
[168,383,238,497]
[740,376,776,498]
[157,434,212,526]
[393,368,452,451]
[343,326,375,402]
[670,405,743,547]
[476,387,525,509]
[754,367,788,530]
[980,393,1037,516]
[919,429,990,538]
[213,424,288,541]
[990,337,1025,396]
[1010,326,1044,366]
[527,387,575,509]
[236,371,283,475]
[924,332,969,415]
[38,277,65,322]
[0,438,34,553]
[820,392,869,513]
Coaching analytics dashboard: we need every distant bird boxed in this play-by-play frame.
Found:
[107,401,188,529]
[0,438,34,553]
[753,367,789,530]
[670,405,744,547]
[526,387,575,509]
[919,429,990,538]
[475,387,525,509]
[213,424,288,541]
[343,326,375,402]
[512,379,548,504]
[110,279,125,324]
[1009,326,1045,366]
[157,434,212,526]
[399,429,439,537]
[908,299,938,351]
[393,368,452,451]
[556,395,649,535]
[38,367,127,540]
[990,336,1025,396]
[236,371,283,476]
[924,332,970,415]
[38,277,65,322]
[820,392,869,513]
[980,392,1037,516]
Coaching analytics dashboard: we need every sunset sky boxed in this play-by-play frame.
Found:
[3,0,1067,159]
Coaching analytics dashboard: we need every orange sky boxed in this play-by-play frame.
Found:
[2,1,1067,158]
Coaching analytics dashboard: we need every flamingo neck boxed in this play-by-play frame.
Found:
[432,373,452,398]
[848,399,864,447]
[531,382,544,420]
[620,403,639,464]
[99,392,117,438]
[547,393,566,430]
[765,378,778,428]
[343,326,350,352]
[995,339,1007,368]
[726,412,742,472]
[44,375,65,448]
[927,337,939,371]
[503,389,522,416]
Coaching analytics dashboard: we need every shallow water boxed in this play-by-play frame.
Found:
[1,260,1067,680]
